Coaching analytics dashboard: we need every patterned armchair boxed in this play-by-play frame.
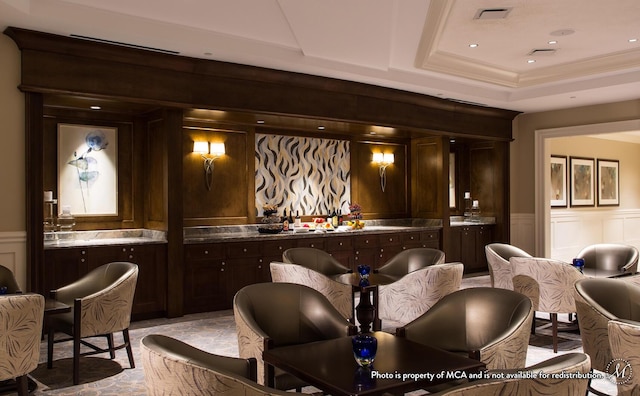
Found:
[233,282,356,388]
[270,261,353,319]
[141,334,302,396]
[510,256,585,353]
[0,293,44,396]
[282,247,351,275]
[484,243,531,290]
[574,278,640,395]
[430,352,591,395]
[396,287,533,370]
[47,262,138,385]
[376,248,445,277]
[608,319,640,396]
[378,262,463,327]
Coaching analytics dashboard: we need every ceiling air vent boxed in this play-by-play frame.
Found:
[473,8,512,20]
[527,49,557,56]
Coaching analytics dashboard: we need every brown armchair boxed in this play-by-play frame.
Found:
[141,334,300,396]
[47,261,139,385]
[376,248,445,277]
[233,282,356,389]
[282,247,351,275]
[396,287,533,370]
[574,278,640,396]
[576,243,639,277]
[0,293,44,396]
[429,352,591,395]
[0,264,21,294]
[484,243,531,290]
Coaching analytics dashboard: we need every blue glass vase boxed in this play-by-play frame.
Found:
[352,334,377,367]
[357,264,371,279]
[572,258,585,273]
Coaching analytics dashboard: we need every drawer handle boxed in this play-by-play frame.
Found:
[205,250,209,255]
[122,248,127,252]
[410,236,415,240]
[243,248,247,252]
[339,242,343,246]
[129,255,133,259]
[279,246,283,250]
[80,258,85,262]
[221,268,224,272]
[310,244,314,248]
[389,238,393,242]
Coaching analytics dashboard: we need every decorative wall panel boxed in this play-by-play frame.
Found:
[255,134,350,216]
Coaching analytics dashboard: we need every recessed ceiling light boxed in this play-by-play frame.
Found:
[204,52,212,56]
[527,59,536,64]
[256,120,265,124]
[469,43,478,48]
[629,38,638,43]
[370,131,377,135]
[548,40,558,45]
[570,96,577,99]
[317,126,325,130]
[90,105,101,110]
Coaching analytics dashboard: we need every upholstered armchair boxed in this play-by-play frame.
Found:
[233,282,356,388]
[0,293,44,396]
[377,262,463,327]
[0,265,21,294]
[429,352,591,396]
[141,334,300,396]
[376,248,445,277]
[574,278,640,396]
[47,261,139,385]
[608,319,640,396]
[396,287,533,370]
[282,247,351,275]
[510,256,585,353]
[270,261,353,319]
[576,243,639,277]
[484,243,531,290]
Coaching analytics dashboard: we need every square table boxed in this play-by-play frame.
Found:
[263,331,486,396]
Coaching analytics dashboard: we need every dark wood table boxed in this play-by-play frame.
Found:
[263,331,486,396]
[332,273,399,333]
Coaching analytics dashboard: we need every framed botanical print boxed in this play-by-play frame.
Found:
[58,124,118,216]
[550,155,567,208]
[570,156,595,207]
[597,159,619,206]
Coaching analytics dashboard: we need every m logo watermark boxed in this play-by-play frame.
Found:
[606,359,633,385]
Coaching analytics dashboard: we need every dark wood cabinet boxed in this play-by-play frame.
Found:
[43,243,167,320]
[446,225,493,273]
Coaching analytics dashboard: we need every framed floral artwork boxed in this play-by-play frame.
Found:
[57,124,118,216]
[597,159,619,206]
[550,155,567,208]
[569,156,595,207]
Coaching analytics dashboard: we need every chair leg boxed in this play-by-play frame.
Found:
[15,375,28,396]
[123,329,135,368]
[73,332,81,385]
[551,313,558,353]
[47,329,54,369]
[531,311,536,335]
[107,333,115,359]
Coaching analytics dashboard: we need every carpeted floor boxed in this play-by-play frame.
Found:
[11,274,615,395]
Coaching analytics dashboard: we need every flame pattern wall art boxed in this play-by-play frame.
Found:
[255,134,350,216]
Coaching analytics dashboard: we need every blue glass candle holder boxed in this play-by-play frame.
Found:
[572,258,585,273]
[352,334,377,367]
[357,264,371,280]
[0,286,6,295]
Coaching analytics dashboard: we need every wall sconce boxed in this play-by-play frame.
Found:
[193,141,225,190]
[372,152,394,192]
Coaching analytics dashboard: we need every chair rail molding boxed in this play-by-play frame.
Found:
[0,231,27,290]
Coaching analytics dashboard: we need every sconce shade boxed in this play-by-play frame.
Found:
[372,151,394,192]
[193,141,209,154]
[210,142,225,156]
[383,153,394,164]
[372,152,384,163]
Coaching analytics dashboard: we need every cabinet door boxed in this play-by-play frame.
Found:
[460,226,478,271]
[353,235,379,270]
[377,234,402,267]
[475,225,493,271]
[128,244,167,318]
[43,248,89,295]
[184,244,229,313]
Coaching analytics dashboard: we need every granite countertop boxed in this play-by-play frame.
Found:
[449,216,496,227]
[44,229,167,249]
[184,218,443,244]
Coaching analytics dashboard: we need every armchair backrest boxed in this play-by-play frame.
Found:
[485,243,531,290]
[282,248,350,275]
[510,256,584,314]
[0,265,21,294]
[141,334,296,396]
[376,248,445,277]
[0,293,44,381]
[233,282,351,347]
[608,319,640,396]
[576,243,639,274]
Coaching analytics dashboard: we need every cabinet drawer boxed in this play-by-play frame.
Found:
[401,231,422,244]
[262,239,296,258]
[353,235,379,249]
[295,238,326,250]
[227,241,262,258]
[185,244,224,260]
[379,234,400,245]
[327,237,352,251]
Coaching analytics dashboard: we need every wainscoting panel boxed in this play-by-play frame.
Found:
[550,210,640,262]
[0,232,27,290]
